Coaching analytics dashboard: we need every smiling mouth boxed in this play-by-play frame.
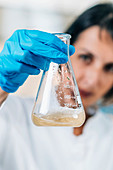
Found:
[79,89,93,97]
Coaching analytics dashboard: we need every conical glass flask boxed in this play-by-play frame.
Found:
[32,33,85,126]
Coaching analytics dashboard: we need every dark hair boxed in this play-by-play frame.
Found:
[66,3,113,105]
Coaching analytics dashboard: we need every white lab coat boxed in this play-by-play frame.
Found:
[0,95,113,170]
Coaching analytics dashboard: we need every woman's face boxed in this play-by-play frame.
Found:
[71,26,113,109]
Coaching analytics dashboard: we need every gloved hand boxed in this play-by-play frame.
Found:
[0,29,75,93]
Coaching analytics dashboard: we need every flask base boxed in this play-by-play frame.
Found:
[32,111,85,127]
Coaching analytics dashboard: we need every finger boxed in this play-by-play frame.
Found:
[0,73,28,93]
[18,37,68,63]
[9,38,68,66]
[15,50,50,71]
[9,30,75,57]
[0,82,20,93]
[69,45,75,56]
[18,62,41,75]
[0,57,41,75]
[28,49,68,64]
[0,72,28,85]
[18,50,67,68]
[23,30,74,56]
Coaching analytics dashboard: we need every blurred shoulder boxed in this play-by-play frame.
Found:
[94,110,113,136]
[0,94,34,124]
[85,109,113,137]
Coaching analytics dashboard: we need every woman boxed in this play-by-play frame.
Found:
[66,3,113,135]
[0,3,113,170]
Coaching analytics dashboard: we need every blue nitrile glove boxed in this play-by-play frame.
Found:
[0,29,75,93]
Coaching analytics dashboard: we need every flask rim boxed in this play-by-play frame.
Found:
[53,33,71,40]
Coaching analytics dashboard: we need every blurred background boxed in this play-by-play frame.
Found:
[0,0,113,113]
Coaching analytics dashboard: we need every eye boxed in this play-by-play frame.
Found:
[104,64,113,73]
[79,54,93,64]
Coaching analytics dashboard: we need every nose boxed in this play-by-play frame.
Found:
[82,67,102,88]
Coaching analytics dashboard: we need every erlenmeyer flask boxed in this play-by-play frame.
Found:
[32,33,85,126]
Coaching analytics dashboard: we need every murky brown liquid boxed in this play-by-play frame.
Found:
[32,110,85,127]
